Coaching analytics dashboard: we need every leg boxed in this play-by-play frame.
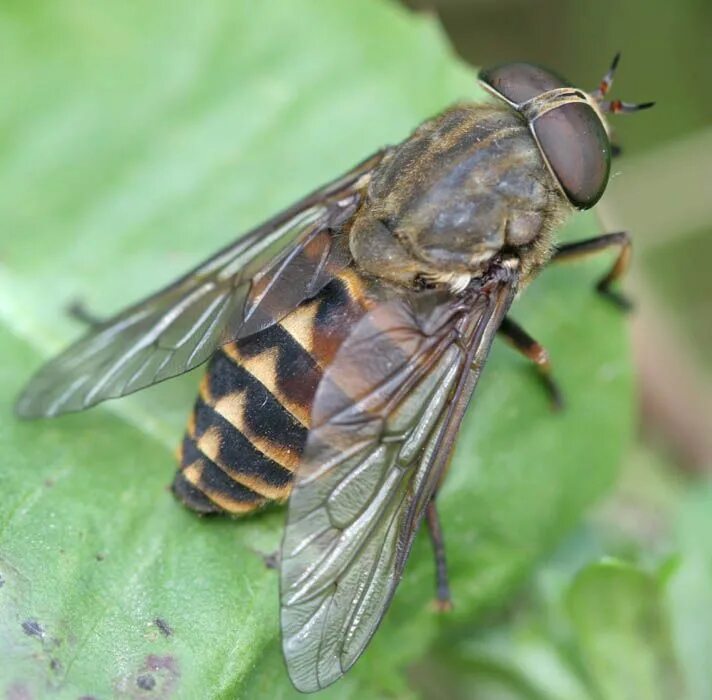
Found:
[551,231,632,310]
[66,300,104,328]
[244,546,280,570]
[498,317,564,410]
[426,500,452,612]
[262,551,280,570]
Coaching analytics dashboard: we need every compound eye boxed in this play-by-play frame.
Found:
[532,102,611,209]
[479,63,568,106]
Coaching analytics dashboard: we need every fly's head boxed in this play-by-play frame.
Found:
[479,54,654,210]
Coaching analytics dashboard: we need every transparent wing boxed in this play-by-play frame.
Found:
[16,151,385,418]
[280,272,517,692]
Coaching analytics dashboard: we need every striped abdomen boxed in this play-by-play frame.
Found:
[172,268,371,516]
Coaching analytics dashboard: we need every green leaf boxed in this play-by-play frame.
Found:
[424,556,687,700]
[567,560,685,700]
[0,0,633,696]
[416,450,712,700]
[666,486,712,700]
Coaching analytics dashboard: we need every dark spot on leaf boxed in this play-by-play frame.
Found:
[137,674,156,691]
[117,654,180,698]
[154,618,172,637]
[95,552,105,562]
[0,573,5,588]
[44,477,55,488]
[78,696,98,700]
[22,619,45,640]
[50,657,62,672]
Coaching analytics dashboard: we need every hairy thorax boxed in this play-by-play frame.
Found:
[349,102,572,289]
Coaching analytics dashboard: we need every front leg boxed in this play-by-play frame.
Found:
[551,231,632,310]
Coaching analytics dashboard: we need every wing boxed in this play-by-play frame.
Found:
[16,151,386,418]
[279,268,518,692]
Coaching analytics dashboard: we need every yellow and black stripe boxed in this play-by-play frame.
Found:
[173,268,371,516]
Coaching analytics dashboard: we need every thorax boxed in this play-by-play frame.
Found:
[350,102,570,289]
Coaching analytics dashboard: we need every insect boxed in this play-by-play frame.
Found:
[16,55,652,692]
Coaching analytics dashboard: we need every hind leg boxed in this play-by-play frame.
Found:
[426,500,453,612]
[66,300,104,328]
